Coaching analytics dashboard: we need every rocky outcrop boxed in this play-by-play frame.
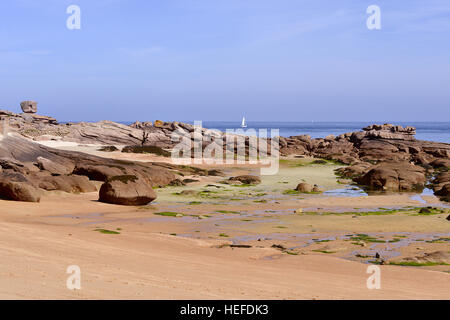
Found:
[20,101,37,114]
[279,136,310,156]
[2,108,448,168]
[338,159,449,199]
[1,107,449,200]
[51,152,186,188]
[130,121,153,130]
[2,108,56,128]
[0,133,217,203]
[55,120,176,147]
[2,109,277,155]
[278,123,449,199]
[354,162,427,192]
[1,111,146,145]
[362,124,416,141]
[280,124,449,167]
[98,175,157,206]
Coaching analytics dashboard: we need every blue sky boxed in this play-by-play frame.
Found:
[0,0,449,122]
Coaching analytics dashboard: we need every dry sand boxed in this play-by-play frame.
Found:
[1,191,449,300]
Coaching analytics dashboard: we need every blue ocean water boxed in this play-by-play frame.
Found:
[199,122,450,143]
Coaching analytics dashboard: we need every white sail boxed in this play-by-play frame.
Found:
[241,117,247,128]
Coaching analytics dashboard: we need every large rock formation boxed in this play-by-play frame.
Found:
[20,101,37,114]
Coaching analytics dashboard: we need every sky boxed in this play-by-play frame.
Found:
[0,0,449,122]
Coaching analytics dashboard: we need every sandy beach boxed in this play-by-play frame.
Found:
[1,146,449,300]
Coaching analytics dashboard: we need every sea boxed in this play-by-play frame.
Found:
[198,122,450,143]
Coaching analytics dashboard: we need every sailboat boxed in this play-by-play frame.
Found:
[241,116,247,128]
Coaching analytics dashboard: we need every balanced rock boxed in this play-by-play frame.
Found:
[99,175,157,206]
[20,101,37,114]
